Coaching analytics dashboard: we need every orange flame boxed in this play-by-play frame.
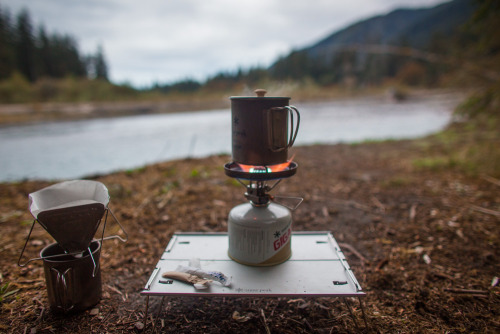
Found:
[268,161,291,172]
[236,155,295,173]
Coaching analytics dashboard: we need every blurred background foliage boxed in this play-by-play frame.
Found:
[0,0,497,105]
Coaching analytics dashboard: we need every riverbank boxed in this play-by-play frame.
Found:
[1,118,499,332]
[0,98,230,126]
[0,87,452,127]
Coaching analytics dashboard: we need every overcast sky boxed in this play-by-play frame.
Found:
[2,0,447,87]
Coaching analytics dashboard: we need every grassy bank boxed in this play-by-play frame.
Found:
[415,87,499,178]
[0,77,434,127]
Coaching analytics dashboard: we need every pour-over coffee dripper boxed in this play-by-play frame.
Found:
[28,180,109,255]
[18,180,127,269]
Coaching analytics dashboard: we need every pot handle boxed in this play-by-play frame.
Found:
[51,267,75,312]
[268,106,300,152]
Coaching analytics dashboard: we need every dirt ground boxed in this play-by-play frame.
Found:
[0,135,499,333]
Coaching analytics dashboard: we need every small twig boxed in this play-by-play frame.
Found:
[444,288,489,295]
[409,203,418,223]
[35,307,45,324]
[116,320,138,326]
[432,272,454,280]
[339,243,369,265]
[303,318,314,331]
[470,204,500,217]
[481,174,500,187]
[133,197,151,217]
[105,284,127,301]
[270,302,278,317]
[0,243,14,253]
[375,258,389,271]
[371,196,386,212]
[260,309,271,334]
[17,279,44,284]
[331,198,372,212]
[32,297,44,307]
[466,294,489,298]
[343,298,360,332]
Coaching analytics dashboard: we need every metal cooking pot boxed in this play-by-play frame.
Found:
[40,240,102,313]
[230,89,300,166]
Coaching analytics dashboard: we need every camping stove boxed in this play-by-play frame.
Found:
[225,89,301,266]
[141,90,368,330]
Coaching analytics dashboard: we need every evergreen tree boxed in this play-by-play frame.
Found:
[0,7,15,79]
[36,26,52,78]
[51,34,86,78]
[14,8,36,82]
[94,45,108,80]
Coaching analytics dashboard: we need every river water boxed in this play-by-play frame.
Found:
[0,93,460,182]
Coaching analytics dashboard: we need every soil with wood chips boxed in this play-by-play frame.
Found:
[1,138,499,333]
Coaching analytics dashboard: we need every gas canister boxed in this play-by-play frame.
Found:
[228,201,292,266]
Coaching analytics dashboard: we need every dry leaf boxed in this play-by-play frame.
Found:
[232,311,253,323]
[492,276,499,287]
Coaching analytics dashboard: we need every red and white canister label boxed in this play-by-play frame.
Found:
[228,221,292,266]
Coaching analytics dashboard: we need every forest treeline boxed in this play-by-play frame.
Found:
[0,5,129,103]
[0,6,108,82]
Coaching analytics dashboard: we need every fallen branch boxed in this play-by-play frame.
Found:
[481,174,500,187]
[260,309,271,334]
[339,243,369,265]
[470,204,500,217]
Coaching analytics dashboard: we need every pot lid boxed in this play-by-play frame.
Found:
[230,89,290,100]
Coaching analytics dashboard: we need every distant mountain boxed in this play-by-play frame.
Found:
[309,0,474,52]
[269,0,477,85]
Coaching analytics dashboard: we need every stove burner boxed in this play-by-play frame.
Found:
[224,161,298,180]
